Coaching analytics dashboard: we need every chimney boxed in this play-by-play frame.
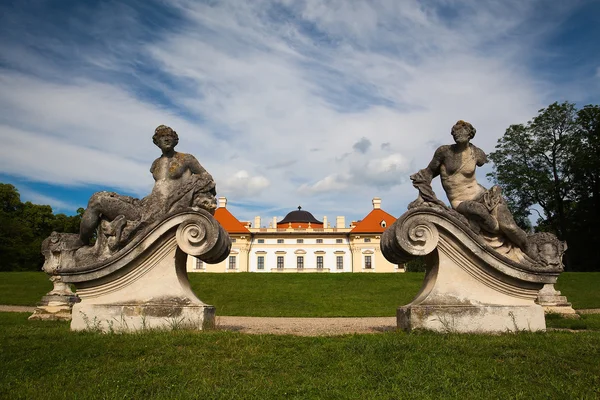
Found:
[323,216,328,228]
[272,216,277,228]
[254,216,261,229]
[336,216,346,228]
[218,197,227,208]
[372,197,381,209]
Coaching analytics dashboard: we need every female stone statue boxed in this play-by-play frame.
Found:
[410,120,536,260]
[79,125,217,246]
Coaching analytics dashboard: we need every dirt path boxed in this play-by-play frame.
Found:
[2,305,598,336]
[217,316,396,336]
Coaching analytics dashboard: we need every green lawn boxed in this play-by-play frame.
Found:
[190,272,424,317]
[0,272,52,306]
[555,272,600,309]
[1,313,599,399]
[1,272,599,316]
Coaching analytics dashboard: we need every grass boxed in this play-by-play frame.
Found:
[0,313,599,399]
[546,313,600,331]
[190,272,424,317]
[555,272,600,309]
[1,272,599,316]
[0,272,52,306]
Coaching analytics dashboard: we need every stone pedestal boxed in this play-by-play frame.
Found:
[73,303,215,332]
[398,305,545,333]
[29,276,80,321]
[55,211,229,332]
[381,207,561,334]
[536,283,578,317]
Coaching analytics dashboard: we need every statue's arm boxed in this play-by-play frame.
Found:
[473,145,488,167]
[410,147,446,206]
[186,154,217,195]
[150,158,159,174]
[410,146,448,207]
[186,154,211,176]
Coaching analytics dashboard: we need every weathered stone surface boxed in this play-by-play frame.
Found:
[67,210,228,332]
[382,121,568,333]
[29,276,79,321]
[382,207,557,333]
[37,125,230,332]
[536,283,578,317]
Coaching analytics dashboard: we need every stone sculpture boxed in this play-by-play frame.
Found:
[381,120,568,333]
[30,125,231,332]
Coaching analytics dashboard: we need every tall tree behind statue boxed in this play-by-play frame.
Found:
[0,183,82,271]
[488,101,600,271]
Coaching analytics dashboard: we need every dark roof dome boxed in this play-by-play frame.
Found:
[279,206,322,225]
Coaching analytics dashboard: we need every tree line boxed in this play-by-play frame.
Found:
[1,101,598,271]
[0,183,82,271]
[488,101,600,271]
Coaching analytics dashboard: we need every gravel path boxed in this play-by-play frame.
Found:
[2,305,599,336]
[217,316,397,336]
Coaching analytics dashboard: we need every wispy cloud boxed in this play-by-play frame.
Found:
[0,0,598,222]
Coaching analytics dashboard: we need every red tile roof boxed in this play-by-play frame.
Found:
[350,209,396,233]
[214,207,251,234]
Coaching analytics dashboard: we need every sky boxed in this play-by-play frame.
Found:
[1,0,599,226]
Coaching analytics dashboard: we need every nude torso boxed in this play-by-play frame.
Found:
[440,146,485,209]
[150,153,193,201]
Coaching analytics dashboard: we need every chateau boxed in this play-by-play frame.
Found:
[187,197,404,273]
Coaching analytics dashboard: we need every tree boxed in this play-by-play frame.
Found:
[488,101,600,271]
[0,183,82,271]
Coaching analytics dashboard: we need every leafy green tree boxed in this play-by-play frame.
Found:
[0,183,82,271]
[488,102,576,239]
[488,101,600,271]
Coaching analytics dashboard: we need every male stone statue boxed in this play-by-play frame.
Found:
[78,125,217,248]
[410,120,536,261]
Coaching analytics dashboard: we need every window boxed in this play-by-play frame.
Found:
[380,220,387,228]
[336,238,343,244]
[316,238,323,244]
[336,256,344,270]
[257,239,265,244]
[316,256,324,270]
[365,255,372,269]
[297,256,304,270]
[195,258,204,270]
[277,256,284,269]
[231,238,237,243]
[277,239,284,244]
[297,239,304,244]
[228,256,236,270]
[364,238,371,243]
[257,256,264,270]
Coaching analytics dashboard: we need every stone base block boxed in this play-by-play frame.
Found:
[71,303,215,332]
[29,304,74,321]
[397,304,546,333]
[543,305,579,318]
[28,294,80,321]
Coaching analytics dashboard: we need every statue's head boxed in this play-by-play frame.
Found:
[451,120,476,140]
[153,125,179,147]
[528,232,567,270]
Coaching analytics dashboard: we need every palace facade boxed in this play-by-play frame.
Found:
[186,197,404,273]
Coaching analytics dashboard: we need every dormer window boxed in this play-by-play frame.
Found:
[380,220,387,228]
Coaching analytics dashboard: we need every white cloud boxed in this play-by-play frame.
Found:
[0,0,594,224]
[221,170,271,197]
[17,188,80,214]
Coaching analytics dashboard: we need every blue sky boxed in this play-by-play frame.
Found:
[1,0,599,225]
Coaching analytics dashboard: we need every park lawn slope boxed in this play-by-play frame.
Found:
[0,272,52,306]
[1,313,599,399]
[1,272,599,316]
[189,272,423,317]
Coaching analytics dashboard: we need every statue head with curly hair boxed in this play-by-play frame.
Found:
[153,125,179,147]
[451,120,476,140]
